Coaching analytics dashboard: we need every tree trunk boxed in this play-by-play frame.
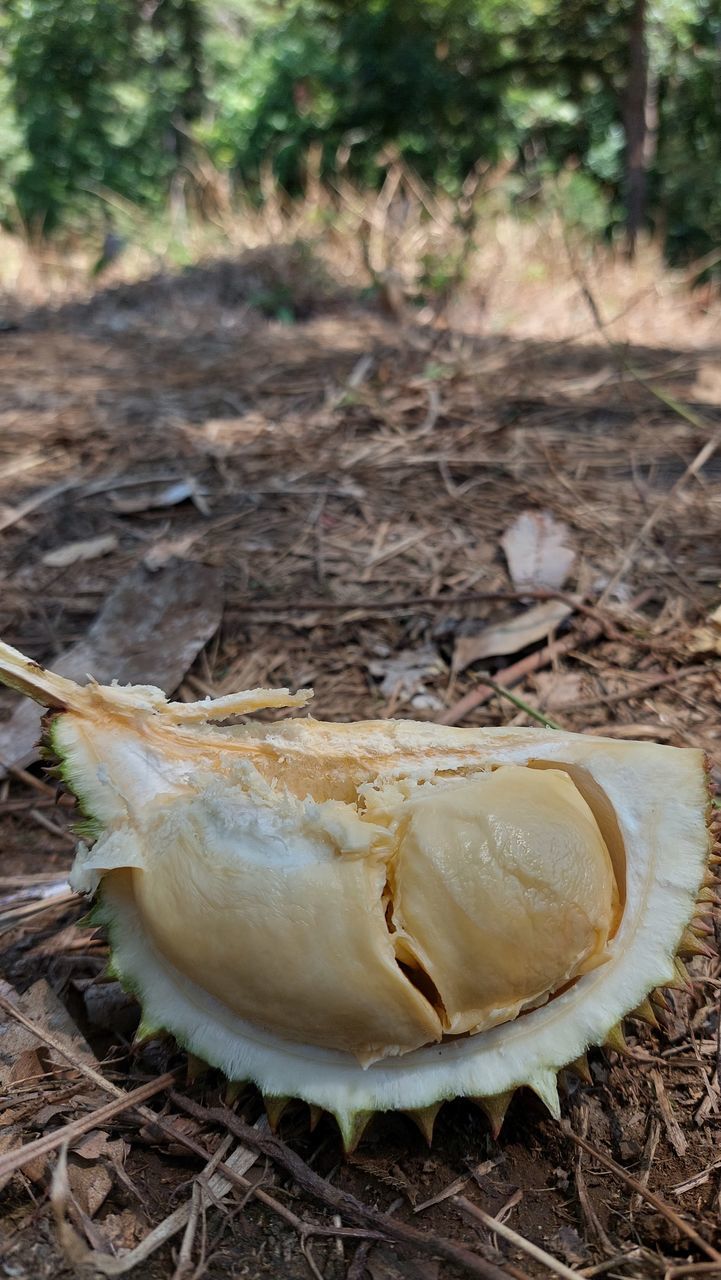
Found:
[624,0,648,258]
[177,0,205,125]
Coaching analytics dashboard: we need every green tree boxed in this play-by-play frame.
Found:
[6,0,205,232]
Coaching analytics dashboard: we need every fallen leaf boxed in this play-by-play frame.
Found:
[551,1226,590,1266]
[368,647,444,702]
[68,1156,114,1217]
[453,599,572,673]
[501,509,576,590]
[533,670,586,710]
[143,530,204,572]
[0,979,96,1089]
[110,479,209,516]
[687,603,721,655]
[7,1046,46,1086]
[72,1131,124,1162]
[102,1212,146,1253]
[42,534,119,568]
[51,1131,262,1274]
[0,561,223,775]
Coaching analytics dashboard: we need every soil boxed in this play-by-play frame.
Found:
[0,260,720,1280]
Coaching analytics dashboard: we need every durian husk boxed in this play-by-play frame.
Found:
[0,640,713,1148]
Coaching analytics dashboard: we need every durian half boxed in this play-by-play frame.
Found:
[0,641,713,1146]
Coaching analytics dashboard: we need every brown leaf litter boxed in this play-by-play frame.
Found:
[0,260,720,1279]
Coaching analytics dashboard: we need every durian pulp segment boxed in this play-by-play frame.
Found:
[382,768,620,1038]
[82,761,619,1065]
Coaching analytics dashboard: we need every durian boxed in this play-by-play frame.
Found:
[0,641,712,1144]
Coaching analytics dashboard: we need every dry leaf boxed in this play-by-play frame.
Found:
[687,603,721,656]
[501,509,576,590]
[143,530,204,571]
[368,646,444,704]
[102,1212,147,1253]
[0,561,223,775]
[110,479,209,516]
[42,534,118,568]
[7,1046,46,1086]
[72,1131,124,1162]
[533,670,586,711]
[51,1133,261,1275]
[0,979,96,1089]
[68,1156,114,1217]
[453,599,572,673]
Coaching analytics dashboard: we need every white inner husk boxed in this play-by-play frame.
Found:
[58,704,708,1122]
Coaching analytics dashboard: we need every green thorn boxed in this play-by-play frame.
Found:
[631,997,659,1029]
[77,904,102,929]
[333,1108,374,1152]
[604,1022,628,1054]
[133,1017,164,1047]
[264,1095,291,1131]
[473,1091,514,1140]
[307,1104,324,1133]
[404,1102,442,1145]
[671,957,692,990]
[567,1054,593,1086]
[679,928,713,958]
[528,1070,561,1119]
[224,1080,247,1106]
[186,1053,210,1084]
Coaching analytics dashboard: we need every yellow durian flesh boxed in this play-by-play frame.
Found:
[107,762,619,1065]
[385,768,620,1039]
[0,640,711,1137]
[127,778,444,1063]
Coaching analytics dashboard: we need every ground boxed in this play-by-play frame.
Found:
[0,239,720,1280]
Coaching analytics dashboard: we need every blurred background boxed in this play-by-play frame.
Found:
[0,0,719,290]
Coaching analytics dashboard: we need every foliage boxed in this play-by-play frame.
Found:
[4,0,203,232]
[653,2,721,259]
[0,0,719,260]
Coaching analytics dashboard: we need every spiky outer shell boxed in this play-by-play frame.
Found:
[0,640,713,1146]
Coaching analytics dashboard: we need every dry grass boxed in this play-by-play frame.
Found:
[2,163,720,350]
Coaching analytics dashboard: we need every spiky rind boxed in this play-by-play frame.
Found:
[224,1080,246,1106]
[186,1053,210,1084]
[264,1096,291,1130]
[604,1023,628,1054]
[473,1091,514,1139]
[404,1102,443,1145]
[566,1055,593,1085]
[48,718,101,830]
[2,639,709,1147]
[307,1104,324,1133]
[133,1017,165,1046]
[679,928,714,958]
[76,728,711,1137]
[528,1071,561,1119]
[631,997,659,1029]
[333,1109,374,1152]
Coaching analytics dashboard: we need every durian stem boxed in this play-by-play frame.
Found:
[0,641,83,709]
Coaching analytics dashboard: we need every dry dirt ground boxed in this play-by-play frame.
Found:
[0,254,721,1280]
